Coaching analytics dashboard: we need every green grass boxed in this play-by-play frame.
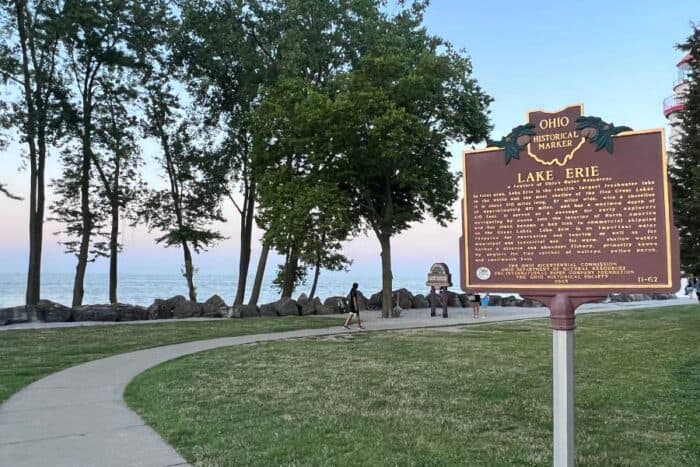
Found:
[0,316,342,404]
[126,306,700,466]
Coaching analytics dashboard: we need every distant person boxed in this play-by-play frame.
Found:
[470,292,481,318]
[684,275,695,299]
[481,293,490,318]
[343,282,364,329]
[695,278,700,303]
[392,292,403,316]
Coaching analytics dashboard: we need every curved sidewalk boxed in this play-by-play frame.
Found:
[0,299,690,467]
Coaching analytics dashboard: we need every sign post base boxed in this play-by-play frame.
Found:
[524,293,605,467]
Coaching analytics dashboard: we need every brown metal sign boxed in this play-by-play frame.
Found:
[460,104,680,294]
[427,262,452,288]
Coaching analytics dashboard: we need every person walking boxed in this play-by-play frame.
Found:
[684,275,695,299]
[480,292,490,318]
[343,282,364,329]
[470,292,481,319]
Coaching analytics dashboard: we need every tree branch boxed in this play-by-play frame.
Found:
[0,68,24,86]
[0,183,23,200]
[228,193,243,215]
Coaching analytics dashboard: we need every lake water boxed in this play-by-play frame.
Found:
[1,272,685,308]
[0,271,432,308]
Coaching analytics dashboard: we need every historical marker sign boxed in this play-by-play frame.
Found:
[460,104,679,295]
[459,104,680,467]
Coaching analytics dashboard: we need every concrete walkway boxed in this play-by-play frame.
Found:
[0,298,693,467]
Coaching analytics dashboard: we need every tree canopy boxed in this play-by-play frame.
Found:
[670,26,700,276]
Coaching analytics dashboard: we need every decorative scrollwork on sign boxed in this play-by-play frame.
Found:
[575,116,632,154]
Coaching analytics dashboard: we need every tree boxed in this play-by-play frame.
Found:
[253,76,356,299]
[90,74,144,303]
[670,26,700,276]
[142,85,227,302]
[57,0,171,306]
[50,149,110,276]
[251,0,373,300]
[0,0,69,305]
[175,0,282,306]
[270,2,491,317]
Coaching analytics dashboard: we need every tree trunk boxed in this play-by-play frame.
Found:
[26,154,40,305]
[248,241,269,306]
[233,179,256,306]
[72,142,92,307]
[182,240,197,302]
[72,99,94,307]
[378,232,393,318]
[281,248,298,298]
[308,259,321,299]
[109,196,119,304]
[17,1,42,306]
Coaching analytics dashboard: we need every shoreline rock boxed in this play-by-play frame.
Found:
[0,290,680,326]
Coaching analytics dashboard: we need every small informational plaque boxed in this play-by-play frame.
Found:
[460,104,679,293]
[427,263,452,288]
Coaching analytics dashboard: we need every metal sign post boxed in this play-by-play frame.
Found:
[552,327,574,467]
[427,263,452,318]
[528,293,603,467]
[548,294,577,467]
[460,104,680,466]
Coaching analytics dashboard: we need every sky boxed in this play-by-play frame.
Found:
[0,0,697,279]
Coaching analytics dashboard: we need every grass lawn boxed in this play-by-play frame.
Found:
[0,316,342,404]
[126,305,700,466]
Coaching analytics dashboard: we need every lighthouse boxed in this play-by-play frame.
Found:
[663,53,693,146]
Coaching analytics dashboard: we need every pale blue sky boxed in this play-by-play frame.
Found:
[0,0,697,277]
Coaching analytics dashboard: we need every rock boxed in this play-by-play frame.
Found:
[147,295,194,319]
[115,304,149,321]
[368,292,381,309]
[36,300,73,322]
[165,295,188,310]
[369,289,413,309]
[73,304,119,322]
[235,304,259,318]
[300,299,316,315]
[172,298,202,319]
[297,293,309,305]
[0,306,31,325]
[488,295,502,306]
[411,294,429,308]
[259,302,277,317]
[629,294,652,301]
[147,299,172,320]
[355,291,369,311]
[314,298,332,315]
[202,294,227,317]
[324,296,349,314]
[446,291,462,307]
[521,298,542,308]
[501,295,519,307]
[393,288,414,309]
[609,293,633,302]
[274,298,299,316]
[652,293,675,300]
